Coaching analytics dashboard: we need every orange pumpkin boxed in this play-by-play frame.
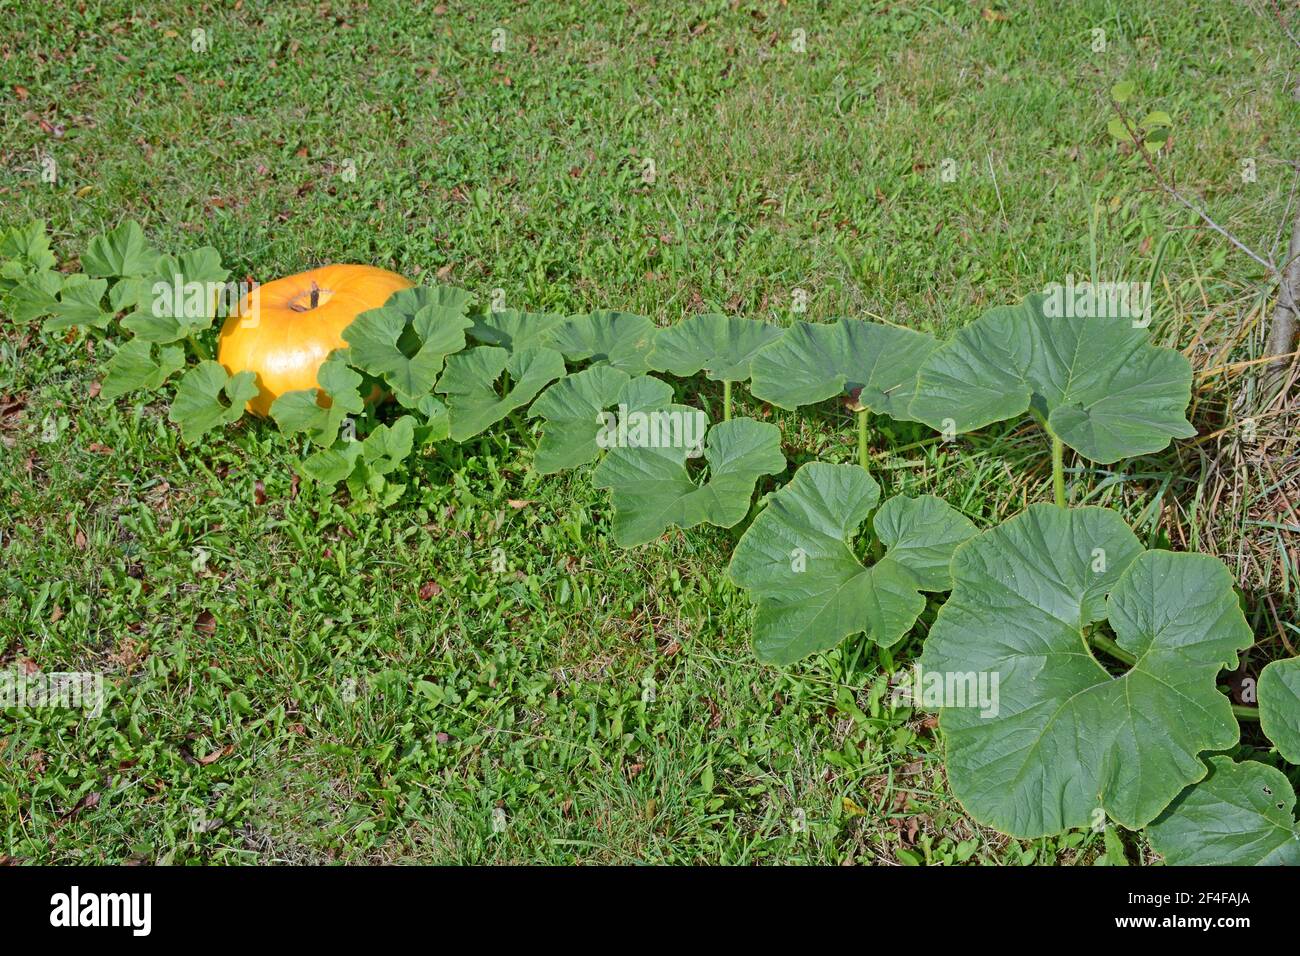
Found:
[218,264,412,416]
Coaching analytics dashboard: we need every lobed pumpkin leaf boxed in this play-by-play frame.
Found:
[100,338,186,400]
[168,361,258,442]
[591,411,784,548]
[437,345,566,441]
[469,309,565,352]
[728,462,977,665]
[300,439,363,486]
[1259,657,1300,764]
[44,275,112,331]
[343,290,473,406]
[269,353,366,448]
[6,269,63,323]
[908,292,1196,463]
[0,220,57,280]
[1147,757,1300,866]
[120,248,230,341]
[545,310,657,374]
[413,393,451,445]
[82,220,158,279]
[748,318,939,417]
[921,504,1252,837]
[647,313,783,382]
[528,366,673,474]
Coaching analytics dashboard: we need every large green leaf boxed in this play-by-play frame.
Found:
[908,293,1196,463]
[921,504,1252,837]
[45,276,111,331]
[168,361,258,442]
[591,413,784,547]
[748,318,939,417]
[120,248,230,341]
[100,338,186,400]
[269,353,366,448]
[728,462,977,664]
[545,310,657,374]
[437,345,566,441]
[1148,757,1300,865]
[647,313,783,382]
[342,290,473,406]
[6,269,63,322]
[1259,658,1300,763]
[82,220,158,278]
[529,367,673,474]
[469,309,564,352]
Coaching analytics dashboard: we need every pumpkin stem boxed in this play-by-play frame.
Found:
[310,281,320,309]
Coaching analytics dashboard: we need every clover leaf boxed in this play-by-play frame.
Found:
[82,220,158,279]
[528,366,673,474]
[908,292,1196,464]
[469,309,565,352]
[648,313,782,383]
[343,288,472,406]
[591,411,784,547]
[748,318,939,418]
[100,338,186,401]
[437,345,566,441]
[921,504,1252,837]
[544,310,657,374]
[1259,657,1300,763]
[168,361,258,442]
[269,353,366,448]
[728,462,977,664]
[1148,757,1300,865]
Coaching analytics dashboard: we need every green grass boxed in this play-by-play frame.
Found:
[2,0,1297,864]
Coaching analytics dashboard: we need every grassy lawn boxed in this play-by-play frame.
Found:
[1,0,1297,864]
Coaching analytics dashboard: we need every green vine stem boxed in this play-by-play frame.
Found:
[1051,432,1065,508]
[723,379,732,422]
[857,408,869,471]
[185,332,211,362]
[1088,632,1260,722]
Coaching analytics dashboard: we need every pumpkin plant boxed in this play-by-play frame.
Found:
[646,312,782,421]
[728,462,977,664]
[590,407,784,548]
[748,318,939,470]
[907,292,1196,506]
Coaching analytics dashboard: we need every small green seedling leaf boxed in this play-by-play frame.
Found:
[1148,757,1300,866]
[921,504,1252,838]
[269,353,366,447]
[343,287,473,406]
[545,310,657,374]
[647,313,783,382]
[909,292,1196,463]
[1259,657,1300,763]
[437,345,566,441]
[168,361,258,442]
[748,318,939,417]
[82,220,158,278]
[529,367,673,474]
[591,412,785,547]
[728,462,977,664]
[1110,81,1135,104]
[469,309,565,352]
[100,338,186,400]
